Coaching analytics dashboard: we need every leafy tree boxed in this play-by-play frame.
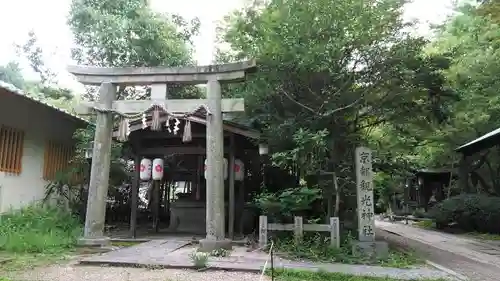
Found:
[0,61,25,89]
[0,31,75,113]
[68,0,202,100]
[216,0,452,218]
[16,30,56,85]
[418,4,500,194]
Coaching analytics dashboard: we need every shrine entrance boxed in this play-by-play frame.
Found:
[69,60,257,251]
[117,117,261,238]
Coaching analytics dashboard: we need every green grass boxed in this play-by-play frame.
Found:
[413,220,435,229]
[413,220,500,241]
[272,233,422,268]
[111,241,142,247]
[268,269,448,281]
[0,204,82,273]
[465,232,500,241]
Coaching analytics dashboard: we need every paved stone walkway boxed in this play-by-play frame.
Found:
[376,220,500,281]
[79,239,457,280]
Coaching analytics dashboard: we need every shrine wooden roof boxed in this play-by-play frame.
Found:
[455,127,500,155]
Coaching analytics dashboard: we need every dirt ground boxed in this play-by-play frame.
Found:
[3,260,266,281]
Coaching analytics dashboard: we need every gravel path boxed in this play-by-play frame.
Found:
[6,263,268,281]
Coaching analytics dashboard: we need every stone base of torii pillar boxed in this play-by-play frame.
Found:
[198,239,232,252]
[78,237,111,247]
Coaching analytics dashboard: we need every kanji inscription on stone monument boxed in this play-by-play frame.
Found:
[355,146,375,242]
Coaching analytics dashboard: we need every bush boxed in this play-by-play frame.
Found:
[392,209,411,216]
[412,209,431,219]
[273,232,420,268]
[254,186,322,222]
[429,194,500,233]
[0,204,82,253]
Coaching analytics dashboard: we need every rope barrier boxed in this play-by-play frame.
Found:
[259,240,275,281]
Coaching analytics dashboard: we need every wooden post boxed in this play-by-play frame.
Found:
[129,155,140,238]
[458,153,471,193]
[259,215,268,248]
[294,216,304,243]
[228,133,236,239]
[152,180,160,233]
[330,217,340,248]
[79,82,116,246]
[196,155,201,200]
[239,168,246,236]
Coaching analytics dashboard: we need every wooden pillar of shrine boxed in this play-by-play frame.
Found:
[228,133,236,239]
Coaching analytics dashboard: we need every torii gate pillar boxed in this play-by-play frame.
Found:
[200,78,229,250]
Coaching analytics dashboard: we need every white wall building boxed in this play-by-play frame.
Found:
[0,82,88,213]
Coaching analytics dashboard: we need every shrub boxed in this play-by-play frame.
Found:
[190,251,209,268]
[393,209,411,216]
[254,186,322,222]
[0,204,82,253]
[412,209,431,219]
[429,194,500,233]
[414,220,434,229]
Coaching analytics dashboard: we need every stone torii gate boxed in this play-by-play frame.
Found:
[69,60,257,251]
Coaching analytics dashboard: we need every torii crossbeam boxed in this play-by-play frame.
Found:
[69,60,256,251]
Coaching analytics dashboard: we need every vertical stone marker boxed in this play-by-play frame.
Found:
[355,147,375,242]
[353,146,388,259]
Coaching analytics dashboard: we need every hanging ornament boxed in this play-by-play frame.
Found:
[182,120,192,143]
[150,106,162,131]
[173,118,180,135]
[165,115,172,133]
[117,117,130,142]
[141,113,147,129]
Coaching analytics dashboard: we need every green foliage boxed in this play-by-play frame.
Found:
[430,194,500,233]
[43,125,130,219]
[0,62,24,89]
[189,251,209,268]
[217,0,455,215]
[0,31,77,112]
[0,205,81,253]
[272,129,329,177]
[270,269,448,281]
[210,248,230,257]
[273,233,421,268]
[68,0,202,100]
[412,209,431,219]
[414,220,435,229]
[69,0,198,67]
[254,186,322,221]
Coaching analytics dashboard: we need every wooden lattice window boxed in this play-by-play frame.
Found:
[43,141,74,181]
[0,125,25,174]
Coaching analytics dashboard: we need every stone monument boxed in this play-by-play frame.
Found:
[352,146,388,259]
